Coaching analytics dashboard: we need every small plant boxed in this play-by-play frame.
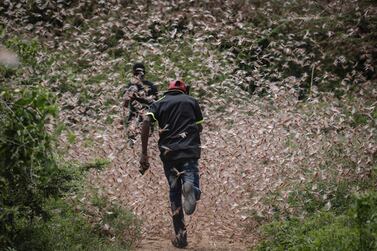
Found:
[352,113,370,127]
[90,191,108,209]
[67,130,76,144]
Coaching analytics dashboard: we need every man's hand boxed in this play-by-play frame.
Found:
[139,153,150,175]
[123,85,138,107]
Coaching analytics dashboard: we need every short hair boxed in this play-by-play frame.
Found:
[132,62,145,74]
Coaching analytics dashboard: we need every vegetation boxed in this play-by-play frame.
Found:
[0,86,59,246]
[0,29,140,250]
[7,198,132,251]
[0,0,376,250]
[0,84,139,250]
[256,191,377,251]
[251,98,376,250]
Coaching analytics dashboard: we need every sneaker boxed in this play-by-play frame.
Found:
[171,230,188,248]
[182,182,196,215]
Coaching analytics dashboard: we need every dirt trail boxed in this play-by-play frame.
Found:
[135,237,247,250]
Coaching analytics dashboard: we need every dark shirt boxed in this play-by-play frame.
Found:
[127,80,157,104]
[147,90,204,161]
[124,80,158,120]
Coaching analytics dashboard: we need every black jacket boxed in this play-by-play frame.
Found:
[147,90,203,161]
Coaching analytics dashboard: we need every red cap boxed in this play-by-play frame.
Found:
[168,80,187,93]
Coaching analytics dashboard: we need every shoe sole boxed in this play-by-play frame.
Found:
[171,239,188,248]
[182,182,196,215]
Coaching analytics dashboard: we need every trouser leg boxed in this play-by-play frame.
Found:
[181,159,201,200]
[163,161,186,235]
[126,112,142,146]
[126,112,136,140]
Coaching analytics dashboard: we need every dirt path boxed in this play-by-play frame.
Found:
[135,237,247,250]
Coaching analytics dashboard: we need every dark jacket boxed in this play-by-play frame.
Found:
[147,90,203,161]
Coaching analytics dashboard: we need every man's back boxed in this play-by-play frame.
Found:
[148,90,203,161]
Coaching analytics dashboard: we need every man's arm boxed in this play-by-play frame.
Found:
[141,116,150,155]
[135,81,158,104]
[123,84,138,107]
[139,116,151,174]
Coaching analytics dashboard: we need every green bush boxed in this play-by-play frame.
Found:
[255,192,377,251]
[0,86,60,246]
[256,212,359,251]
[0,85,139,250]
[357,192,377,250]
[10,198,128,251]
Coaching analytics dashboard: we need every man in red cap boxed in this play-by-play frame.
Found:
[139,80,203,248]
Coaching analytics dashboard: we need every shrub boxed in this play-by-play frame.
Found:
[0,85,139,250]
[0,86,60,247]
[255,191,377,251]
[256,212,359,251]
[357,192,377,250]
[10,198,129,251]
